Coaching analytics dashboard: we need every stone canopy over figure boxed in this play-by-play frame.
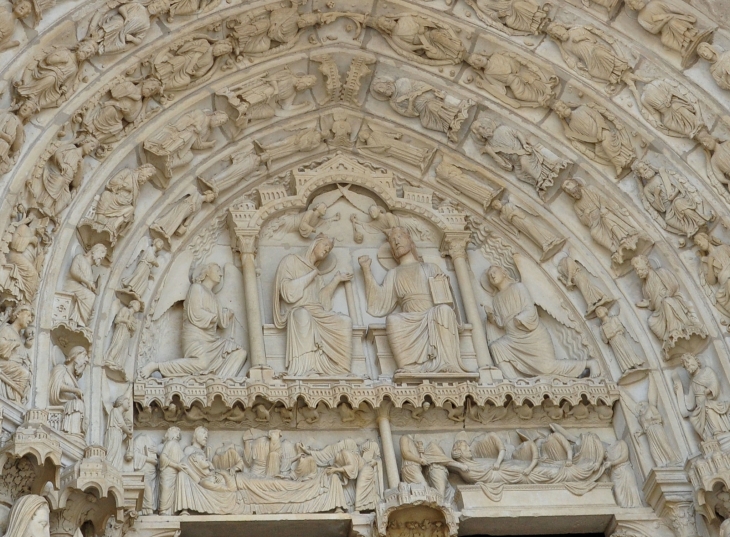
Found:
[139,263,247,378]
[274,234,353,376]
[485,265,600,378]
[358,226,468,375]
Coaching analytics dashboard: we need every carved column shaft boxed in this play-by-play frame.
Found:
[237,234,266,368]
[376,403,400,489]
[444,233,492,368]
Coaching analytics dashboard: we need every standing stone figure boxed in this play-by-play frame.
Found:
[698,43,730,90]
[133,435,158,515]
[49,346,89,436]
[557,256,614,317]
[631,255,706,355]
[105,395,133,469]
[118,239,164,303]
[103,300,141,378]
[491,198,565,261]
[274,234,353,376]
[139,263,247,378]
[595,306,646,373]
[358,227,468,375]
[0,304,33,403]
[674,354,730,450]
[149,190,216,250]
[622,380,681,467]
[561,179,645,266]
[64,244,107,327]
[605,440,642,508]
[355,440,383,512]
[485,265,600,378]
[158,426,184,515]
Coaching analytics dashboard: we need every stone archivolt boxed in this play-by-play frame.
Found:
[0,0,729,536]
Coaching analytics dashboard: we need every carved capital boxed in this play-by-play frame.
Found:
[376,400,393,422]
[441,232,471,260]
[665,502,698,537]
[237,234,258,257]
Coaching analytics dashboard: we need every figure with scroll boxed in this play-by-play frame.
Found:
[358,227,468,375]
[484,264,600,378]
[274,234,353,376]
[139,263,247,378]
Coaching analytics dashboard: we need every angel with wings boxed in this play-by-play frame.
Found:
[217,70,317,129]
[484,262,601,379]
[622,378,681,467]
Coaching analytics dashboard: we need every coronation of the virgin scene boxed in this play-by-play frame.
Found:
[2,0,730,536]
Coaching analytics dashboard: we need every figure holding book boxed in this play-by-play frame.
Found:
[358,226,468,374]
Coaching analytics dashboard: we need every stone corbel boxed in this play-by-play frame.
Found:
[643,466,699,537]
[0,409,62,490]
[47,446,128,536]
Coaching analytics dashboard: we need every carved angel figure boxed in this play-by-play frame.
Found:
[218,69,317,129]
[631,255,707,355]
[64,244,107,327]
[80,77,163,146]
[27,137,99,219]
[254,126,326,164]
[139,263,247,378]
[624,0,711,63]
[0,304,33,403]
[468,51,558,109]
[471,118,567,198]
[14,43,96,111]
[370,76,473,143]
[0,107,29,175]
[485,265,600,378]
[694,232,730,318]
[359,227,468,375]
[463,0,550,35]
[105,395,133,469]
[144,109,228,179]
[149,190,216,250]
[103,300,141,378]
[117,239,163,304]
[552,100,635,176]
[92,164,156,238]
[84,0,169,55]
[639,78,707,139]
[562,179,645,267]
[674,353,730,450]
[351,205,434,244]
[546,24,644,92]
[369,14,467,65]
[199,143,264,195]
[357,125,433,171]
[595,306,645,373]
[0,209,49,305]
[698,43,730,91]
[557,256,614,317]
[633,160,714,239]
[274,234,353,376]
[622,379,681,467]
[152,38,232,92]
[49,346,88,436]
[491,198,565,261]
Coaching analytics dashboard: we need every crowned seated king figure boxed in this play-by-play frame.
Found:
[358,226,469,375]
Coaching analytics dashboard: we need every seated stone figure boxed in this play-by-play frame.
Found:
[274,234,353,376]
[358,226,468,375]
[485,265,600,378]
[139,263,247,378]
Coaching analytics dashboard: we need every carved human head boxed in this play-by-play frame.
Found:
[371,76,396,100]
[697,43,719,63]
[314,203,327,216]
[89,243,108,266]
[631,160,654,180]
[486,265,510,290]
[130,300,142,313]
[16,100,39,121]
[140,78,163,98]
[147,0,171,15]
[374,16,396,33]
[624,0,647,10]
[467,53,488,69]
[451,439,470,460]
[113,395,129,410]
[552,100,572,119]
[203,190,217,204]
[311,234,334,263]
[194,426,209,446]
[631,255,650,278]
[490,198,503,211]
[295,74,317,91]
[681,353,700,374]
[194,263,223,285]
[546,23,569,41]
[12,0,32,19]
[165,426,181,441]
[153,238,165,252]
[136,164,157,184]
[76,40,98,61]
[78,136,100,156]
[594,306,608,320]
[561,178,583,200]
[4,495,50,537]
[471,117,497,140]
[693,232,711,252]
[10,303,33,327]
[67,346,89,376]
[387,226,415,261]
[368,205,384,219]
[212,40,234,57]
